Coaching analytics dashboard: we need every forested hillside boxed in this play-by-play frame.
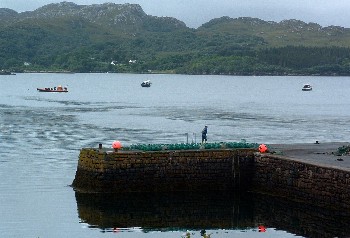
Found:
[1,2,350,75]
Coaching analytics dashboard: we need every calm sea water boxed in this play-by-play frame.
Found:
[1,73,350,238]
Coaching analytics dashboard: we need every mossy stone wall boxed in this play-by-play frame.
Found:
[72,148,350,211]
[252,154,350,210]
[72,148,256,193]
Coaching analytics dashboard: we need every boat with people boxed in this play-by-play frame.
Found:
[141,80,151,87]
[37,85,68,92]
[302,84,312,91]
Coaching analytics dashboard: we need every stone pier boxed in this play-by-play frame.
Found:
[72,142,350,210]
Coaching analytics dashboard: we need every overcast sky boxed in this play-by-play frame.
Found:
[1,0,350,28]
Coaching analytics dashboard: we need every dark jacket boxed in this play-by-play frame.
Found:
[202,127,207,136]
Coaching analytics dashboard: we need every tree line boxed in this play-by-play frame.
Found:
[1,22,350,75]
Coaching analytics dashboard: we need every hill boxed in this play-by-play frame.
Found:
[199,17,350,47]
[1,2,350,75]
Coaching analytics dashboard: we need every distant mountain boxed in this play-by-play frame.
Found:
[0,2,187,32]
[0,2,350,75]
[199,16,350,47]
[0,8,18,25]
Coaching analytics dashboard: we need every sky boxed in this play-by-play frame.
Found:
[1,0,350,29]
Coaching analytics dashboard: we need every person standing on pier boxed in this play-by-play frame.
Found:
[202,125,208,144]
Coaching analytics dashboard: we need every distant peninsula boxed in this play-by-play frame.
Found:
[1,2,350,75]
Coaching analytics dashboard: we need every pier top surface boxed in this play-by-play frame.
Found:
[269,142,350,171]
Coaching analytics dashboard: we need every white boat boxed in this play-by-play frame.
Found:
[302,84,312,91]
[141,80,151,87]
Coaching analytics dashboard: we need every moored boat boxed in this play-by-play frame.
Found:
[37,85,68,92]
[141,80,151,87]
[302,84,312,91]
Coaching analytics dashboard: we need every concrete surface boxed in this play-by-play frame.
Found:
[268,142,350,171]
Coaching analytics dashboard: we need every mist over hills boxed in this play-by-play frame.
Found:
[1,2,350,75]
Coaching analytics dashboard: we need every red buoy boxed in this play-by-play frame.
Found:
[112,141,122,150]
[258,225,266,232]
[259,144,268,153]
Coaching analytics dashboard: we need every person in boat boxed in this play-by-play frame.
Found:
[202,125,208,143]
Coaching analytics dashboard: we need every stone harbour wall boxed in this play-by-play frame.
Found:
[72,148,350,210]
[72,148,256,193]
[252,154,350,210]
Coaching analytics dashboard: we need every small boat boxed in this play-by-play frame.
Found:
[141,80,151,87]
[37,85,68,92]
[302,84,312,91]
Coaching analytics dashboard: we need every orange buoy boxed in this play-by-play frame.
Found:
[258,144,268,153]
[112,141,122,150]
[258,225,266,232]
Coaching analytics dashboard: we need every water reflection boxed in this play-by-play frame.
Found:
[75,191,350,237]
[76,191,253,231]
